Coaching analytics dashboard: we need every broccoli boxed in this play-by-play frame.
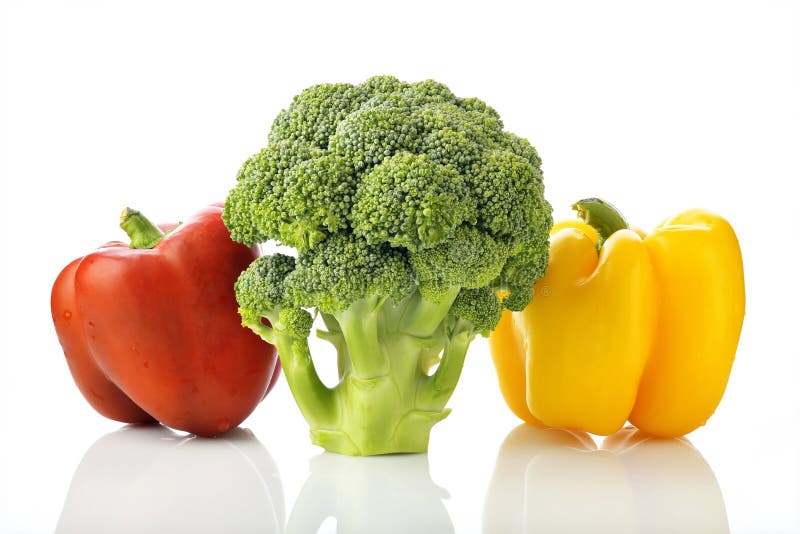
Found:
[225,76,552,455]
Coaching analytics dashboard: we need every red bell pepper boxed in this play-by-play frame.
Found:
[51,204,280,436]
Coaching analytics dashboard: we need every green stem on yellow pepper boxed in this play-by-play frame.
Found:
[572,198,629,246]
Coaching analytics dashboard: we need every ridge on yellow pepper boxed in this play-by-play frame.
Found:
[490,198,745,437]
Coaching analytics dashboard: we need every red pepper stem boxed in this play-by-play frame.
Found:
[120,207,165,249]
[572,198,629,247]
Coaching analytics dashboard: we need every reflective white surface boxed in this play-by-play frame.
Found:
[46,424,735,534]
[288,453,453,533]
[55,426,284,534]
[484,425,728,534]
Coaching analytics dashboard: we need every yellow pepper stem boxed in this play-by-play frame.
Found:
[572,198,629,246]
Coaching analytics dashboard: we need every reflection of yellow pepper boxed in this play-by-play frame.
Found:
[490,199,745,437]
[483,424,730,533]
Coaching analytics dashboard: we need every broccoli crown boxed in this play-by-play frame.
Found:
[278,307,314,339]
[451,287,503,336]
[234,254,296,312]
[226,75,552,330]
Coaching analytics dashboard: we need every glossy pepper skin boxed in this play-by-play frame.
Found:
[490,199,745,437]
[629,208,745,436]
[491,217,655,435]
[51,205,280,437]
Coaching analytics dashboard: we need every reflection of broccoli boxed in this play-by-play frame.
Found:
[226,76,552,455]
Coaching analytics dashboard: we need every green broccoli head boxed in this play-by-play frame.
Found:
[234,254,296,314]
[226,75,552,334]
[278,307,314,339]
[226,76,553,455]
[450,287,503,337]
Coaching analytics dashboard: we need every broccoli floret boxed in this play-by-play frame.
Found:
[472,149,545,236]
[269,83,367,147]
[234,254,296,313]
[225,76,553,455]
[451,287,503,336]
[409,226,508,301]
[359,75,409,97]
[330,104,421,171]
[223,141,322,245]
[278,308,314,339]
[495,131,542,167]
[286,233,414,314]
[351,152,475,252]
[280,154,356,250]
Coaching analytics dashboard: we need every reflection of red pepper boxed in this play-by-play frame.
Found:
[56,426,285,533]
[51,205,280,436]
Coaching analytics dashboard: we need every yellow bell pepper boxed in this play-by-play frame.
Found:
[489,198,745,437]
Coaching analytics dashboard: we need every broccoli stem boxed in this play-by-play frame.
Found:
[119,207,166,249]
[399,287,461,337]
[284,291,476,456]
[318,313,350,378]
[241,314,276,345]
[272,328,339,429]
[314,333,444,455]
[417,318,475,409]
[336,296,390,378]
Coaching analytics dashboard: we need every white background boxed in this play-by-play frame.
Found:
[1,1,798,532]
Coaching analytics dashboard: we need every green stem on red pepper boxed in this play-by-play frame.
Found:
[120,208,165,249]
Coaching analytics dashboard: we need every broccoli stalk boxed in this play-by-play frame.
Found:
[242,288,471,455]
[226,76,552,455]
